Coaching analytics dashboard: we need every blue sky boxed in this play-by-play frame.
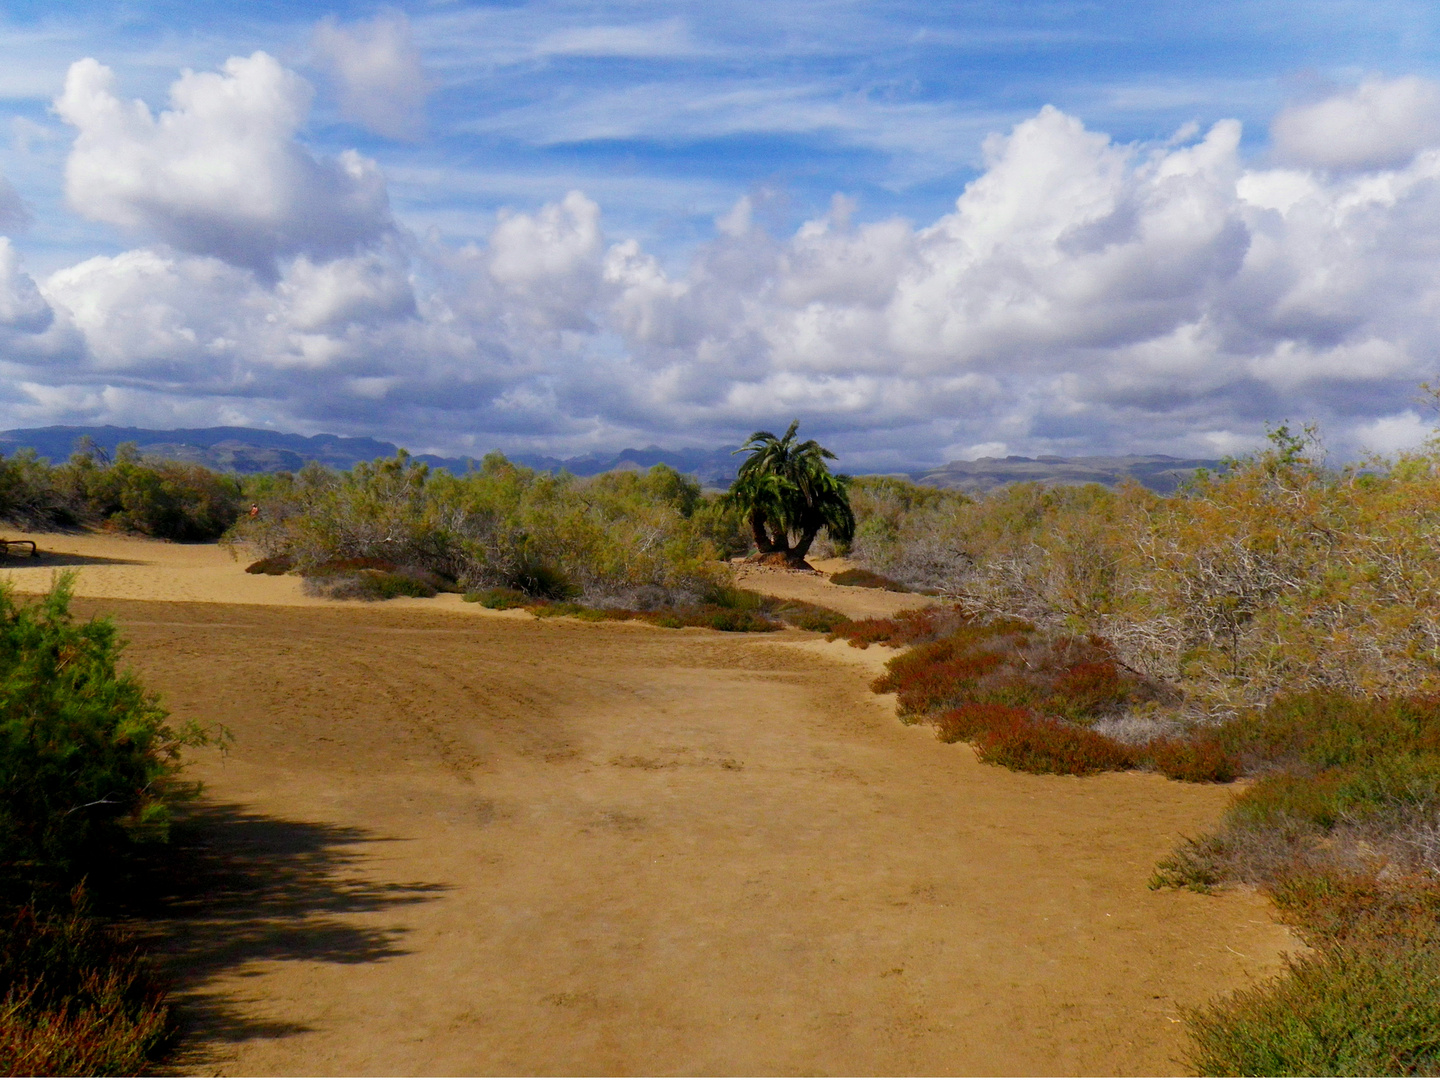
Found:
[1,1,1440,465]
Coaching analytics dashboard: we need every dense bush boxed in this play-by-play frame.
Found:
[848,428,1440,714]
[0,439,242,541]
[0,449,74,530]
[974,716,1135,776]
[62,446,242,542]
[232,452,736,609]
[0,576,203,879]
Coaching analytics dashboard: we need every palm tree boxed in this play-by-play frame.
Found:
[723,420,855,567]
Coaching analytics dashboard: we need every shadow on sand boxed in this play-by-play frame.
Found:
[2,549,148,568]
[124,802,448,1068]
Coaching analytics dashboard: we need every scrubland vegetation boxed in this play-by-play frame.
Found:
[233,450,747,606]
[0,439,241,541]
[0,576,207,1074]
[8,416,1440,1072]
[841,428,1440,1075]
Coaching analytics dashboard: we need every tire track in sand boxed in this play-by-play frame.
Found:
[68,596,1300,1077]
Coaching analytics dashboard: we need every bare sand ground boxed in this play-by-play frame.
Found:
[732,558,940,619]
[3,534,1296,1075]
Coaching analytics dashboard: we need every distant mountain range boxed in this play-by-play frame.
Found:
[0,425,746,485]
[0,425,1221,493]
[913,454,1222,494]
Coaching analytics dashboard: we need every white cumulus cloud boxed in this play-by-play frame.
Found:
[1272,76,1440,170]
[55,53,392,275]
[313,11,428,141]
[20,54,1440,465]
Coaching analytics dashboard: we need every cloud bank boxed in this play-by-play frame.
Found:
[7,58,1440,465]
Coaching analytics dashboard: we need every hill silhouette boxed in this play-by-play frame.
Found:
[0,425,1219,492]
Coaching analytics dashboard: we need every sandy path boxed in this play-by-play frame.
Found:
[13,534,1296,1075]
[733,557,940,620]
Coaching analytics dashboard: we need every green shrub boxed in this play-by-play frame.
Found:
[0,579,194,1075]
[1186,942,1440,1077]
[973,716,1134,776]
[464,587,530,609]
[57,444,241,542]
[0,450,74,530]
[0,576,204,880]
[228,452,729,608]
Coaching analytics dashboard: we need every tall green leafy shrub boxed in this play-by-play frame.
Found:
[56,443,242,542]
[0,576,202,882]
[0,449,74,530]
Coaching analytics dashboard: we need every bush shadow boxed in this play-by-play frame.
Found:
[119,801,448,1063]
[6,549,148,567]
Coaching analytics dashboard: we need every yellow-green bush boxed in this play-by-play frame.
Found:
[852,431,1440,713]
[234,453,734,608]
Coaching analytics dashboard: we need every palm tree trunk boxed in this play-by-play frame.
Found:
[789,526,819,565]
[749,509,788,554]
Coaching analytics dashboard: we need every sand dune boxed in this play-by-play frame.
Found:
[5,533,1295,1075]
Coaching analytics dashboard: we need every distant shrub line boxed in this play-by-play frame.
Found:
[846,427,1440,716]
[230,451,752,612]
[0,439,242,542]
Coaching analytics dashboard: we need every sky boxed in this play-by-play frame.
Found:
[1,2,1440,467]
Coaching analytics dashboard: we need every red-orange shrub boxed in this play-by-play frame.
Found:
[974,717,1134,776]
[1051,659,1129,714]
[1148,736,1240,783]
[934,703,1033,743]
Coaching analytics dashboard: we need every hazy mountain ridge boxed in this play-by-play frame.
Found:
[914,454,1223,494]
[0,425,744,484]
[0,426,1220,492]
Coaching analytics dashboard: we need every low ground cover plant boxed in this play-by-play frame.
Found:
[831,605,1195,778]
[0,576,206,1074]
[1144,691,1440,1074]
[846,605,1440,1067]
[0,891,170,1076]
[828,567,908,591]
[974,715,1136,776]
[464,584,846,634]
